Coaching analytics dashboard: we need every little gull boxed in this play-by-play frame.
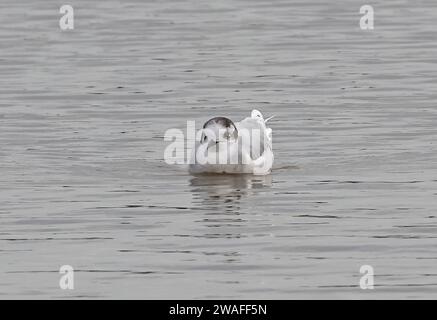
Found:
[189,109,274,175]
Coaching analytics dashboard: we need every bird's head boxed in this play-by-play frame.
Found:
[200,117,238,148]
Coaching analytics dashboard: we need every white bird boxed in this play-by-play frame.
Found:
[189,109,274,175]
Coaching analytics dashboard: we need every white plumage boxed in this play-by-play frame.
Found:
[189,110,274,175]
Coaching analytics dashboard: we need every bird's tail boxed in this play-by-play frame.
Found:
[264,115,275,123]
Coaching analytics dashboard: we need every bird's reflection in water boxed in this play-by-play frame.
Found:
[189,175,272,264]
[190,174,272,223]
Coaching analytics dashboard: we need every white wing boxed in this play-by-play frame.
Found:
[235,117,272,161]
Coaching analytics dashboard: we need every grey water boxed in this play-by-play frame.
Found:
[1,0,437,299]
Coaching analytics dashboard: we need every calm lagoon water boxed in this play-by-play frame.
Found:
[1,0,437,298]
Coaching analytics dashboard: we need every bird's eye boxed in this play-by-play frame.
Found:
[203,135,207,142]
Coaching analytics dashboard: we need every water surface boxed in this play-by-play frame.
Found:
[1,0,437,299]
